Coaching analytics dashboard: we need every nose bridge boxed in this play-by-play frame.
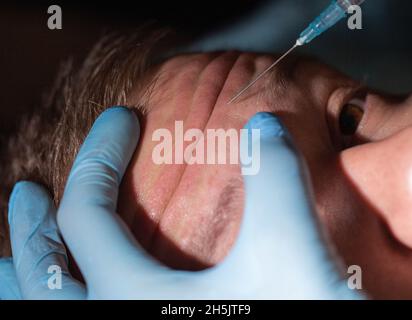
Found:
[363,92,412,142]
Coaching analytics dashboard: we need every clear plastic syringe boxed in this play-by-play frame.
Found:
[228,0,366,104]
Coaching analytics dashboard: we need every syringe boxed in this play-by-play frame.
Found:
[228,0,366,104]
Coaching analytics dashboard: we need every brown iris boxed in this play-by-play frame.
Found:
[339,102,364,136]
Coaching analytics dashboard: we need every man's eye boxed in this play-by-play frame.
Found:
[339,99,365,136]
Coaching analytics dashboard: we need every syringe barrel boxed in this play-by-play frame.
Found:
[337,0,365,11]
[297,0,365,46]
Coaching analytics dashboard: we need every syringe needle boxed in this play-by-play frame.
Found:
[228,43,298,104]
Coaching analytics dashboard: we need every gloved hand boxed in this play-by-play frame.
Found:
[0,107,364,299]
[0,258,21,299]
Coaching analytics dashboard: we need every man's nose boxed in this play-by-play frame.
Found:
[340,126,412,249]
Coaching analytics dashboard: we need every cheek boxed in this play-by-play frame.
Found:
[340,127,412,249]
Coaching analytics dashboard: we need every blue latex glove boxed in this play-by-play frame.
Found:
[0,258,21,299]
[0,107,364,299]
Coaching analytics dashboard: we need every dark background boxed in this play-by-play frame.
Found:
[1,0,412,137]
[0,0,264,137]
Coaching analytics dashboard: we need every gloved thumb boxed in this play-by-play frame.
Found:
[0,258,21,299]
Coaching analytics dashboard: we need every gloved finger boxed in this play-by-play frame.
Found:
[216,112,355,299]
[8,182,85,299]
[57,107,165,295]
[0,258,22,300]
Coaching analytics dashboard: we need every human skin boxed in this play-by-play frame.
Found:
[117,51,412,299]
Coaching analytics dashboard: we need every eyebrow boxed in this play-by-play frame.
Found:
[265,54,302,100]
